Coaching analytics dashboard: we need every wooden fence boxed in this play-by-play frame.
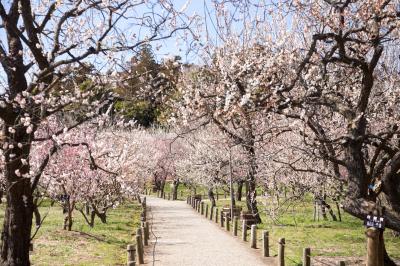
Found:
[185,195,356,266]
[126,196,149,266]
[140,190,385,266]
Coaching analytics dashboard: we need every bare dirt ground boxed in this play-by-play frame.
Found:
[143,196,276,266]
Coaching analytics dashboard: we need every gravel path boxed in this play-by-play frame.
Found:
[143,196,275,266]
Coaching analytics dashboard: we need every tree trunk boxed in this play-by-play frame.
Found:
[97,212,107,224]
[85,203,90,215]
[33,204,41,228]
[63,200,74,231]
[90,211,96,227]
[236,181,244,201]
[160,180,166,198]
[172,180,179,200]
[0,181,33,266]
[208,188,216,207]
[320,201,328,220]
[1,128,34,266]
[335,201,342,222]
[320,194,337,221]
[244,140,261,223]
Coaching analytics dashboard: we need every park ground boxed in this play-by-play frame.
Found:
[0,201,142,266]
[0,185,398,265]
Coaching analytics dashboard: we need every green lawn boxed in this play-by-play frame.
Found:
[0,201,142,266]
[151,183,400,265]
[213,197,400,265]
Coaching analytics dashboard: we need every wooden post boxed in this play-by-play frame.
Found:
[127,244,136,266]
[205,204,209,218]
[136,229,144,264]
[157,190,160,198]
[215,208,219,223]
[141,211,146,222]
[263,231,269,257]
[144,222,150,242]
[197,200,201,213]
[163,192,166,199]
[242,220,247,241]
[233,216,238,236]
[201,202,204,215]
[220,209,224,227]
[210,206,214,220]
[303,247,311,266]
[278,238,285,266]
[366,227,380,266]
[338,261,345,266]
[142,223,148,246]
[250,225,257,248]
[225,215,230,231]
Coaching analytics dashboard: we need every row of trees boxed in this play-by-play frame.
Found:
[0,0,195,264]
[171,0,400,235]
[0,0,400,265]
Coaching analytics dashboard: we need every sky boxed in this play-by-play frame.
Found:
[0,0,258,93]
[148,0,216,64]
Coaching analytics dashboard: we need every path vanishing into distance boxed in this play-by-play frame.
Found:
[143,196,275,266]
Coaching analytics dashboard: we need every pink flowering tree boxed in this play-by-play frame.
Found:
[34,125,127,231]
[0,0,195,263]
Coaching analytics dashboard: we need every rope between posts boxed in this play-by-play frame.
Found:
[286,255,300,265]
[188,197,341,266]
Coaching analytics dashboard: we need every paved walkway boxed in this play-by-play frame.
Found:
[143,196,275,266]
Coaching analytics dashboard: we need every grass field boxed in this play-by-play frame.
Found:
[0,201,142,266]
[156,183,400,265]
[0,182,397,266]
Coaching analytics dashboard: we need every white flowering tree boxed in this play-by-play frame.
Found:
[174,1,304,222]
[0,0,194,264]
[175,124,248,207]
[275,0,400,232]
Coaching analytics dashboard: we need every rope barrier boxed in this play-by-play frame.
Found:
[187,195,348,266]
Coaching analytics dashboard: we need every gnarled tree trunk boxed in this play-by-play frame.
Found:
[236,180,244,201]
[1,181,33,266]
[1,128,34,266]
